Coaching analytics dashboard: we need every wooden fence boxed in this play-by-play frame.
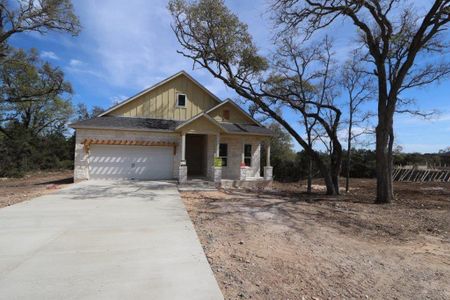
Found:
[393,166,450,182]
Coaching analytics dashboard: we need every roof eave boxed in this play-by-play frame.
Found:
[71,125,177,133]
[224,131,274,137]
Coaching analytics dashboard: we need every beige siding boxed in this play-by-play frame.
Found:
[208,102,253,124]
[107,74,218,120]
[179,117,224,134]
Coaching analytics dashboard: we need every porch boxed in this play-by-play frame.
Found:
[177,132,273,186]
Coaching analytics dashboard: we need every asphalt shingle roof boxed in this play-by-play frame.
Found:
[70,116,182,131]
[220,123,273,135]
[70,116,273,135]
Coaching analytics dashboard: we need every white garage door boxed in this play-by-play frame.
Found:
[88,144,174,180]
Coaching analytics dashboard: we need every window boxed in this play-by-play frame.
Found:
[222,109,230,121]
[177,94,186,107]
[244,144,252,166]
[219,143,228,167]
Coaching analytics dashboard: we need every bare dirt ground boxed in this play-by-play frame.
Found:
[0,170,73,208]
[181,179,450,300]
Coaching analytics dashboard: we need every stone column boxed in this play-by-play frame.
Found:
[266,143,271,167]
[264,166,273,180]
[212,166,222,186]
[240,166,247,181]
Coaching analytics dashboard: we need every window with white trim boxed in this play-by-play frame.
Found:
[177,94,186,107]
[244,144,252,166]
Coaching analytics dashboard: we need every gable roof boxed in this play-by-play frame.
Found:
[175,111,273,136]
[98,70,222,117]
[205,98,263,127]
[175,112,228,132]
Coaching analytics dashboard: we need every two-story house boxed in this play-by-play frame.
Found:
[70,71,273,184]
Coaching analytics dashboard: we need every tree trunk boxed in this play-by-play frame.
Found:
[307,157,312,193]
[346,118,352,193]
[332,174,340,195]
[322,168,337,195]
[345,150,351,193]
[375,120,393,204]
[306,131,313,194]
[331,146,342,196]
[309,152,337,195]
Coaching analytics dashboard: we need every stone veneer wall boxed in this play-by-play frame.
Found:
[74,128,265,182]
[74,128,181,181]
[219,135,263,180]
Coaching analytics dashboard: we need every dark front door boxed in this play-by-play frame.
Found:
[186,134,206,177]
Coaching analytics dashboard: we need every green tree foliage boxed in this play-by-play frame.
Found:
[0,48,73,135]
[0,0,80,58]
[74,103,105,121]
[0,49,74,177]
[0,0,80,177]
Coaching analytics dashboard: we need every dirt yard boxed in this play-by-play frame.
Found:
[181,179,450,300]
[0,170,73,208]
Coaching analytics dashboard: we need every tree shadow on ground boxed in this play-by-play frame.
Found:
[35,177,74,185]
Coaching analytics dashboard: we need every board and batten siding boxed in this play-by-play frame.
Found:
[209,102,254,124]
[106,74,218,121]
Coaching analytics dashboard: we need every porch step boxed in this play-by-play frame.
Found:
[178,179,217,191]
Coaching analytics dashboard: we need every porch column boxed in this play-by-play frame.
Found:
[215,134,220,157]
[240,138,247,180]
[181,133,186,162]
[212,134,222,186]
[264,140,273,181]
[179,133,187,183]
[241,139,245,164]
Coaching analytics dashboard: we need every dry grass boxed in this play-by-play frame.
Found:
[0,170,73,208]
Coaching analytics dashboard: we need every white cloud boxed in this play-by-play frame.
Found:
[69,59,83,67]
[68,0,243,98]
[72,0,190,89]
[65,58,105,80]
[41,51,60,60]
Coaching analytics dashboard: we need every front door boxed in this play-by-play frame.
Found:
[185,134,206,177]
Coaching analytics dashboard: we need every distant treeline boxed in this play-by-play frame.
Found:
[269,149,449,182]
[0,126,75,178]
[0,104,102,178]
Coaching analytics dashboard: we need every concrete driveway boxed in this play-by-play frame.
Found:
[0,180,223,300]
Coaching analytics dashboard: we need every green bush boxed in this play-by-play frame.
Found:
[214,157,222,167]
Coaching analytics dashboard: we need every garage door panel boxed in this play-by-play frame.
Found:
[88,145,173,180]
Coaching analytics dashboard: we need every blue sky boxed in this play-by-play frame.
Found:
[10,0,450,153]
